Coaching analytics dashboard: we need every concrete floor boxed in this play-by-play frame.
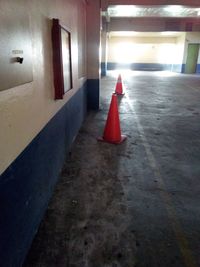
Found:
[24,71,200,267]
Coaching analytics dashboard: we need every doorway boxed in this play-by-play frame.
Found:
[185,43,199,74]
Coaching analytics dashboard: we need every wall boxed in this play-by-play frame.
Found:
[101,30,108,76]
[0,0,87,175]
[171,33,186,72]
[107,35,186,71]
[0,0,87,266]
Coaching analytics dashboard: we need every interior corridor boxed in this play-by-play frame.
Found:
[24,71,200,267]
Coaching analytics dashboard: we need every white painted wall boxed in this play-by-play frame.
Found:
[173,33,186,64]
[107,35,186,64]
[0,0,87,174]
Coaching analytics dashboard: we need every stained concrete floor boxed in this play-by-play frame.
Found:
[24,71,200,267]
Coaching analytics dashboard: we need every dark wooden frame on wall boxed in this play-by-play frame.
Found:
[52,18,72,99]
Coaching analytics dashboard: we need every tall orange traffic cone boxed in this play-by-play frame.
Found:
[97,93,127,144]
[115,74,124,95]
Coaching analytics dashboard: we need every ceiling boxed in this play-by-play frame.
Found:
[106,5,200,18]
[102,5,200,37]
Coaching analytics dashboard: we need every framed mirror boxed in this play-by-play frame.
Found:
[52,19,72,99]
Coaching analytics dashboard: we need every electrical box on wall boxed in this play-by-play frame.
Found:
[0,1,33,92]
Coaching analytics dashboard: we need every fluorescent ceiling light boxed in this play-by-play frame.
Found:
[160,32,178,36]
[110,31,138,37]
[107,5,200,18]
[108,5,139,17]
[164,5,184,14]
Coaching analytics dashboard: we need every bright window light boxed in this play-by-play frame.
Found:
[157,44,175,63]
[111,39,184,66]
[114,42,134,63]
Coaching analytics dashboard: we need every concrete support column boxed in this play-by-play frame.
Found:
[101,29,108,76]
[86,0,101,110]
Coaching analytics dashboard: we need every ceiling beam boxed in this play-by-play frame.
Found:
[107,16,200,32]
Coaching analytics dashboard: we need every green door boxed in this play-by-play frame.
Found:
[185,44,199,74]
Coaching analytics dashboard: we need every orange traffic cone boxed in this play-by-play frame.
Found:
[115,74,124,95]
[97,93,127,144]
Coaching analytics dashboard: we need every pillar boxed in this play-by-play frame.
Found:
[101,29,108,77]
[86,0,101,110]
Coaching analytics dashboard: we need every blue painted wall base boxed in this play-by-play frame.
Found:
[87,79,100,110]
[196,64,200,73]
[0,83,87,267]
[107,62,173,71]
[101,62,107,76]
[182,64,200,73]
[171,64,182,73]
[107,62,200,74]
